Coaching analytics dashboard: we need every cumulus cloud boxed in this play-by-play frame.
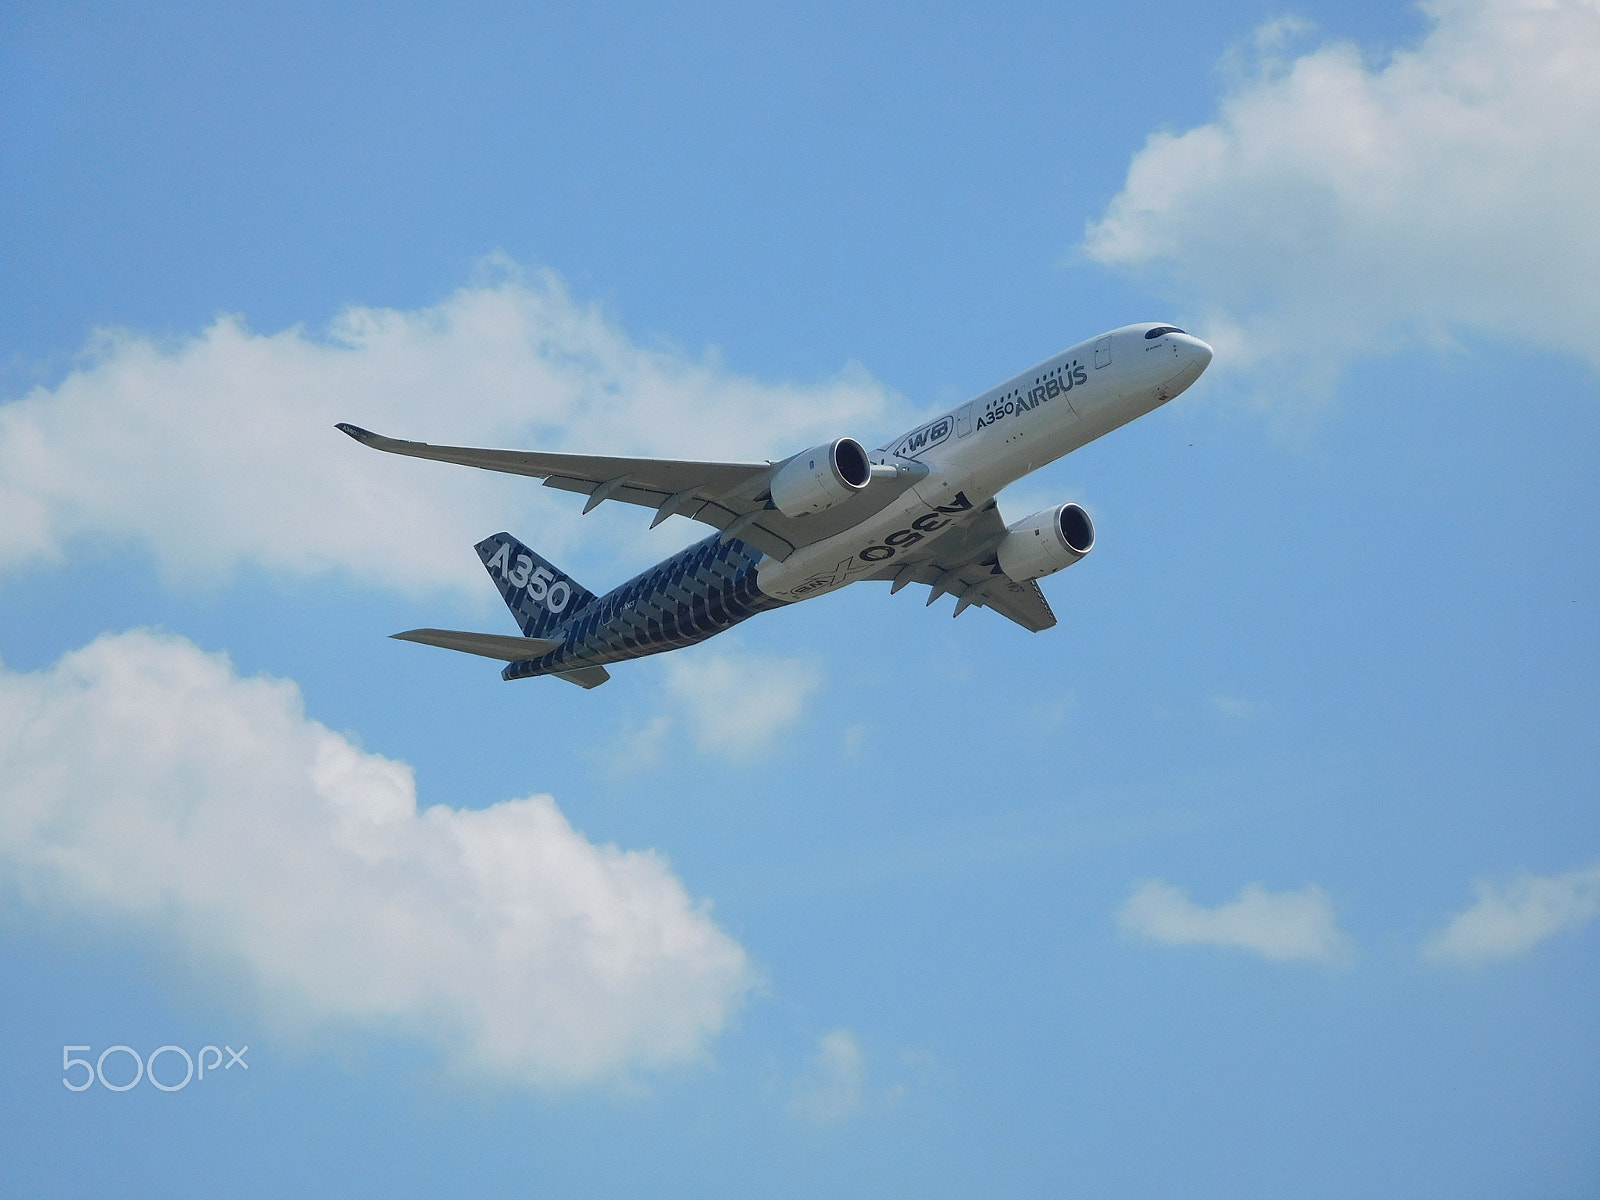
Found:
[663,647,824,760]
[0,630,754,1087]
[583,645,829,771]
[1118,880,1354,963]
[598,647,822,772]
[601,714,676,777]
[0,263,903,590]
[1423,861,1600,965]
[1084,0,1600,392]
[788,1029,865,1126]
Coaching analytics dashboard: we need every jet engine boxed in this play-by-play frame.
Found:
[769,438,873,517]
[996,503,1095,582]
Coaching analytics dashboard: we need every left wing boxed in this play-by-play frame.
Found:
[336,424,922,561]
[865,499,1057,632]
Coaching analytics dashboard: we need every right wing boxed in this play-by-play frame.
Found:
[864,500,1057,632]
[336,424,924,561]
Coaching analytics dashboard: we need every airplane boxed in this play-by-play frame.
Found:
[336,322,1212,688]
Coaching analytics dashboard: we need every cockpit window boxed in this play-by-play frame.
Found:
[1145,326,1186,339]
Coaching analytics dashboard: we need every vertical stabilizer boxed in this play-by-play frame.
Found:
[475,533,599,640]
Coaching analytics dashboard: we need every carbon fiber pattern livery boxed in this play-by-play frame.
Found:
[498,534,786,681]
[476,533,599,639]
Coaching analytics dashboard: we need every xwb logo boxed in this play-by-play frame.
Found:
[888,416,952,460]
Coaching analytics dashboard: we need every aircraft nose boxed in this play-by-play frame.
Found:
[1157,332,1213,397]
[1179,332,1213,370]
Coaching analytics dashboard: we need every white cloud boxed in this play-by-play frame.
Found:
[1424,860,1600,965]
[601,714,675,778]
[591,647,824,771]
[1084,0,1600,392]
[788,1028,865,1126]
[0,630,754,1087]
[1118,879,1354,963]
[0,262,903,591]
[662,646,824,761]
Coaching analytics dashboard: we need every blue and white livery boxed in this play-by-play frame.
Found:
[337,323,1212,687]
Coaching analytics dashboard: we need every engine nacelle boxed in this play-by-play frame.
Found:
[769,438,872,517]
[996,503,1095,582]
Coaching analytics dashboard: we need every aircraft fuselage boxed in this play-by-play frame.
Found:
[346,322,1213,686]
[500,323,1212,680]
[757,323,1212,601]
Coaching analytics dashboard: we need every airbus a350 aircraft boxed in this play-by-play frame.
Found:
[338,322,1212,688]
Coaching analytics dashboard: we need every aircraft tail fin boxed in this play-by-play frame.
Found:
[476,533,599,639]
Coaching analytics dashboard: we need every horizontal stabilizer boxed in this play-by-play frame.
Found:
[391,628,562,661]
[552,665,611,689]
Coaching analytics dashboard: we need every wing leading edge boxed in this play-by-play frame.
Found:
[335,423,923,560]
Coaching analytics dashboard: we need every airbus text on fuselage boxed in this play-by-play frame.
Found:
[336,323,1213,688]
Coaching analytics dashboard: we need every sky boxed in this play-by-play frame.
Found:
[2,1,1598,1196]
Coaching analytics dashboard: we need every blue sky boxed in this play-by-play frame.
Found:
[3,1,1598,1196]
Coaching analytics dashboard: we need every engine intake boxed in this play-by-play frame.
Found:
[996,503,1095,582]
[770,438,872,517]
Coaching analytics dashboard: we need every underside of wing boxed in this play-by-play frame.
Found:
[863,499,1058,632]
[337,423,919,559]
[965,576,1057,633]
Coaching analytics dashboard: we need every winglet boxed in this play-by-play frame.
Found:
[336,422,380,445]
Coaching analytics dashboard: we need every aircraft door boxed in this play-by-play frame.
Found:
[956,402,973,437]
[1094,337,1112,369]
